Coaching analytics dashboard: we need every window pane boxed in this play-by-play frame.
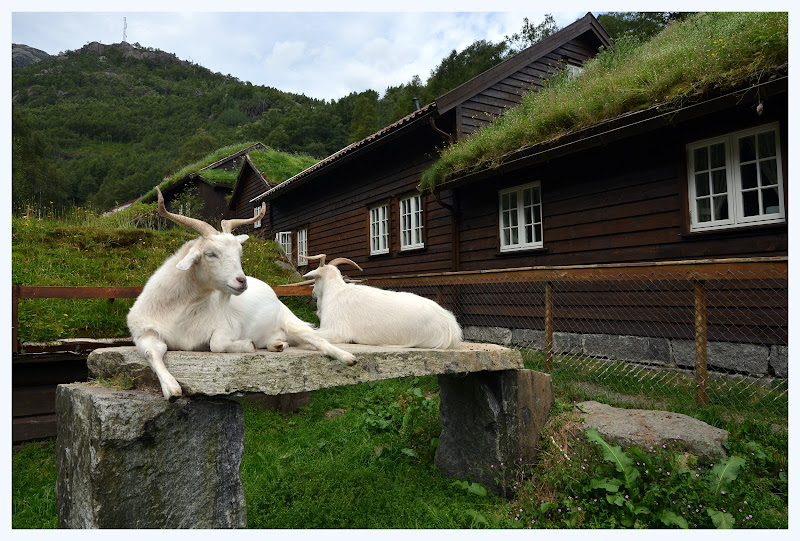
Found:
[760,159,778,186]
[713,195,728,220]
[534,223,542,243]
[742,190,759,217]
[758,131,777,158]
[693,147,708,171]
[523,188,532,208]
[697,198,711,222]
[763,187,780,214]
[740,163,758,189]
[695,172,710,197]
[738,135,756,163]
[533,205,541,224]
[711,170,727,194]
[710,142,726,168]
[524,224,532,244]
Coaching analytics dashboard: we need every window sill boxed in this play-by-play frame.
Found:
[495,247,549,257]
[681,222,787,239]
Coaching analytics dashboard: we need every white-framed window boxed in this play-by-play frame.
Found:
[687,122,785,231]
[275,231,292,260]
[297,228,308,266]
[566,64,584,78]
[499,181,543,252]
[369,203,390,255]
[399,194,424,250]
[253,206,262,228]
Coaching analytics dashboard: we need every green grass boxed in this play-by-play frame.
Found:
[420,12,789,190]
[12,440,58,529]
[248,148,318,184]
[521,349,788,428]
[11,208,301,343]
[12,369,788,529]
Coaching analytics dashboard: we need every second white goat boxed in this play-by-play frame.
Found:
[300,254,462,349]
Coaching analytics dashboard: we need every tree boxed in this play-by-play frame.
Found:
[597,12,692,41]
[504,14,560,54]
[165,128,218,175]
[425,39,508,99]
[348,91,380,143]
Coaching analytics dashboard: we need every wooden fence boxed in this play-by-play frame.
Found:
[11,284,312,443]
[11,257,787,442]
[365,257,788,407]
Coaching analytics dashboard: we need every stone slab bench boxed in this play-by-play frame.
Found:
[56,343,553,528]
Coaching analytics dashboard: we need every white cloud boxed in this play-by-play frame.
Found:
[11,10,596,101]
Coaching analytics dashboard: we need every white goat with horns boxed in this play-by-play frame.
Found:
[298,254,463,349]
[127,189,357,399]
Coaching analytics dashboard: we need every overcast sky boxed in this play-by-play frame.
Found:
[9,2,592,101]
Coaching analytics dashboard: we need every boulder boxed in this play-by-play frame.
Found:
[574,400,728,459]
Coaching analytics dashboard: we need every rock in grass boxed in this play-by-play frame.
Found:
[574,400,728,459]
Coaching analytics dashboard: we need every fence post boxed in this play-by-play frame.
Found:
[693,279,709,407]
[12,285,19,354]
[544,282,554,372]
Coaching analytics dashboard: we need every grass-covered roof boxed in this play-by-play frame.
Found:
[247,149,318,185]
[419,12,788,191]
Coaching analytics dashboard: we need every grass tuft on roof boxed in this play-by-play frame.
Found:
[248,149,318,185]
[141,141,262,201]
[419,12,788,191]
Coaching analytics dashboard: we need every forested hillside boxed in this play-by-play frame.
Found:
[11,13,677,212]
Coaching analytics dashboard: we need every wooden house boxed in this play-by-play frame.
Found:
[229,13,787,377]
[145,142,267,225]
[230,12,611,269]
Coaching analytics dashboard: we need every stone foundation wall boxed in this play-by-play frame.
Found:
[463,326,788,379]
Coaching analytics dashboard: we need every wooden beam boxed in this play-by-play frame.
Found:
[544,282,554,373]
[694,280,709,407]
[365,258,788,288]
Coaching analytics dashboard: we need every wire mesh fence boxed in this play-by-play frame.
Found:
[366,257,788,426]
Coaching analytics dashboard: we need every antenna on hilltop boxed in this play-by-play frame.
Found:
[123,17,127,43]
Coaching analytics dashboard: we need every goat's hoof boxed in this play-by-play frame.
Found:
[270,341,284,352]
[346,358,357,366]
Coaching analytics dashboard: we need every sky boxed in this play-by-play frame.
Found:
[9,2,593,101]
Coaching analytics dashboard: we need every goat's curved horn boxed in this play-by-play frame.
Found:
[220,203,266,234]
[157,187,218,237]
[299,254,326,268]
[329,258,363,271]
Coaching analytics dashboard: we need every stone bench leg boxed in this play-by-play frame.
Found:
[55,384,246,528]
[434,369,554,497]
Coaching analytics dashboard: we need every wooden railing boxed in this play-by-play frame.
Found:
[365,257,788,407]
[11,284,313,354]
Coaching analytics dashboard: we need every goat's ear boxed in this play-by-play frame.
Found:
[235,234,249,244]
[303,268,320,280]
[176,247,202,271]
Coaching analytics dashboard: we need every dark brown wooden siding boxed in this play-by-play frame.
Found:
[457,38,600,139]
[267,128,457,277]
[454,99,788,270]
[229,164,273,237]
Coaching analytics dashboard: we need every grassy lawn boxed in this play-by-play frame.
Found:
[12,365,788,529]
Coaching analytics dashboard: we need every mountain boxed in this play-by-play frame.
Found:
[12,43,50,67]
[11,36,526,211]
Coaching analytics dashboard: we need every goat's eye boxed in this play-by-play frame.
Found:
[205,252,218,259]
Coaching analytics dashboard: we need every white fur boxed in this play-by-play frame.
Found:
[128,235,356,399]
[303,263,462,349]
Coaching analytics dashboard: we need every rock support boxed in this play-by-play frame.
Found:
[56,384,246,528]
[435,369,554,497]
